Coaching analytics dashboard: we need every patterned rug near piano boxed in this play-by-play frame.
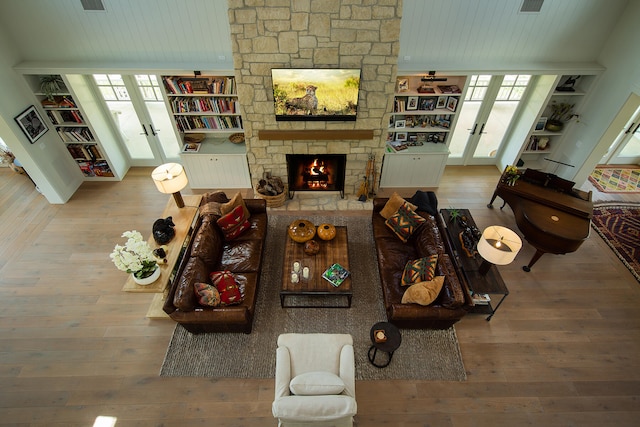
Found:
[588,168,640,193]
[591,203,640,283]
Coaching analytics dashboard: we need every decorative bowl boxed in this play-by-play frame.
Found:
[229,133,245,144]
[287,219,316,243]
[303,239,320,256]
[317,223,337,241]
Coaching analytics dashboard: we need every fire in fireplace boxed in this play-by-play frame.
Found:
[286,154,346,198]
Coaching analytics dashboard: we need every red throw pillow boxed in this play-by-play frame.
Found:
[209,270,243,305]
[216,204,250,240]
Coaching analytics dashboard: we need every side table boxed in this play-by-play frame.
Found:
[367,322,401,368]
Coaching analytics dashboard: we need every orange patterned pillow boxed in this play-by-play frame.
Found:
[401,254,438,286]
[385,202,426,242]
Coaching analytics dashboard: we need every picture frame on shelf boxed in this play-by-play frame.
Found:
[395,132,408,142]
[395,119,406,129]
[436,96,447,109]
[446,96,458,112]
[419,97,436,111]
[407,96,418,110]
[14,105,48,144]
[535,116,547,131]
[397,78,409,92]
[182,142,201,153]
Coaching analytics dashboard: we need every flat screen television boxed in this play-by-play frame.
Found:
[271,68,360,121]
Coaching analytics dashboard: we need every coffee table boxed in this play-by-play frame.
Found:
[281,226,352,308]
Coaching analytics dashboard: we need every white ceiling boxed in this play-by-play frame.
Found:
[0,0,631,71]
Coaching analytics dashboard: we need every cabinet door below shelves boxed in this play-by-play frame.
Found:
[380,152,448,187]
[181,154,251,189]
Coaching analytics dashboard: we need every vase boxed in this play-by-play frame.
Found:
[287,219,316,243]
[317,223,337,241]
[132,266,161,286]
[545,120,563,132]
[304,239,320,256]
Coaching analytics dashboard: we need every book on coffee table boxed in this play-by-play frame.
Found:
[322,263,350,287]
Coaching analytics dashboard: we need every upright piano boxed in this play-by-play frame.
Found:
[488,168,593,271]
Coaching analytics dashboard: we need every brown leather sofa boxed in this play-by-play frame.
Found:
[372,197,473,329]
[163,192,267,334]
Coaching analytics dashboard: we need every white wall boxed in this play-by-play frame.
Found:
[0,30,82,203]
[562,0,640,185]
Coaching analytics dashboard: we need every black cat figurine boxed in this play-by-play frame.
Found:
[152,216,175,245]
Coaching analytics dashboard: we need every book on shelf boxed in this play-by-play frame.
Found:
[322,263,350,287]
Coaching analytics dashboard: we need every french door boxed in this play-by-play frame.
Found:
[448,74,531,165]
[93,74,181,166]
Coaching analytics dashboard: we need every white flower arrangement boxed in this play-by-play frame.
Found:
[110,230,157,279]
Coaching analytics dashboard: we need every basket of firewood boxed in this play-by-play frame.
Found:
[255,173,286,207]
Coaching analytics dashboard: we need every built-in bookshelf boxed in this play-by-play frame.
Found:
[162,75,243,134]
[518,73,598,170]
[23,74,126,180]
[382,74,466,186]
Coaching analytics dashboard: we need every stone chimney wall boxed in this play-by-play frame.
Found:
[228,0,402,196]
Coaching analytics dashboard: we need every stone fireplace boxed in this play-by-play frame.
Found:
[286,154,347,198]
[227,1,402,197]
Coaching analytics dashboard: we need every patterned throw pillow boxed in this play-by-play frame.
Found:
[194,282,221,306]
[401,254,438,286]
[216,204,250,240]
[209,270,243,305]
[401,276,445,306]
[385,202,426,242]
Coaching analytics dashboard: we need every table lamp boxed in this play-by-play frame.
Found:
[476,225,522,275]
[151,163,188,208]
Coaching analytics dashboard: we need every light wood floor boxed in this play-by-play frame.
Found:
[1,166,639,426]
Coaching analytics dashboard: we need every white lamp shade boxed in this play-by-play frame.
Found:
[151,163,188,194]
[477,226,522,265]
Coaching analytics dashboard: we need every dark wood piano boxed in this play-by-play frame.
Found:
[488,168,593,271]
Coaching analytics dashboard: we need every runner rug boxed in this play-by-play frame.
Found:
[591,203,640,283]
[588,168,640,193]
[160,214,467,381]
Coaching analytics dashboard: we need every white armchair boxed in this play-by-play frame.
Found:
[272,333,357,427]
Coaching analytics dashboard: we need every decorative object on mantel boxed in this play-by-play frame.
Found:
[152,217,175,245]
[229,132,245,144]
[110,230,159,286]
[151,163,189,208]
[317,223,337,241]
[255,172,286,207]
[288,219,316,243]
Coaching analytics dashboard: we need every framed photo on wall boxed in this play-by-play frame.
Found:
[14,105,48,144]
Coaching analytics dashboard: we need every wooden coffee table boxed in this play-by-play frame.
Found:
[281,226,352,308]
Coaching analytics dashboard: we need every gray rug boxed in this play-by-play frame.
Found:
[160,214,466,381]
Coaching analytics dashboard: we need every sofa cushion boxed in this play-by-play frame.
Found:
[289,371,346,396]
[385,202,426,243]
[217,204,251,240]
[401,276,445,306]
[210,270,243,305]
[173,256,208,312]
[401,254,438,286]
[194,282,221,306]
[221,192,251,220]
[380,192,417,219]
[200,201,223,217]
[220,239,264,272]
[190,216,223,266]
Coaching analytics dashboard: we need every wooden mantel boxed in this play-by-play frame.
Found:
[258,129,374,140]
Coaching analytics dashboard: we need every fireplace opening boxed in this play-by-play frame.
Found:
[286,154,346,199]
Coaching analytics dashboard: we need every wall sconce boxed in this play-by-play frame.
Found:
[476,226,522,275]
[151,163,188,208]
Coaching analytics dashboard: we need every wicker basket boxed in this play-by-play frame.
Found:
[256,189,287,207]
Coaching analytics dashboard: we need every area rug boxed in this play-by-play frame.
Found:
[160,214,467,381]
[588,168,640,193]
[591,203,640,283]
